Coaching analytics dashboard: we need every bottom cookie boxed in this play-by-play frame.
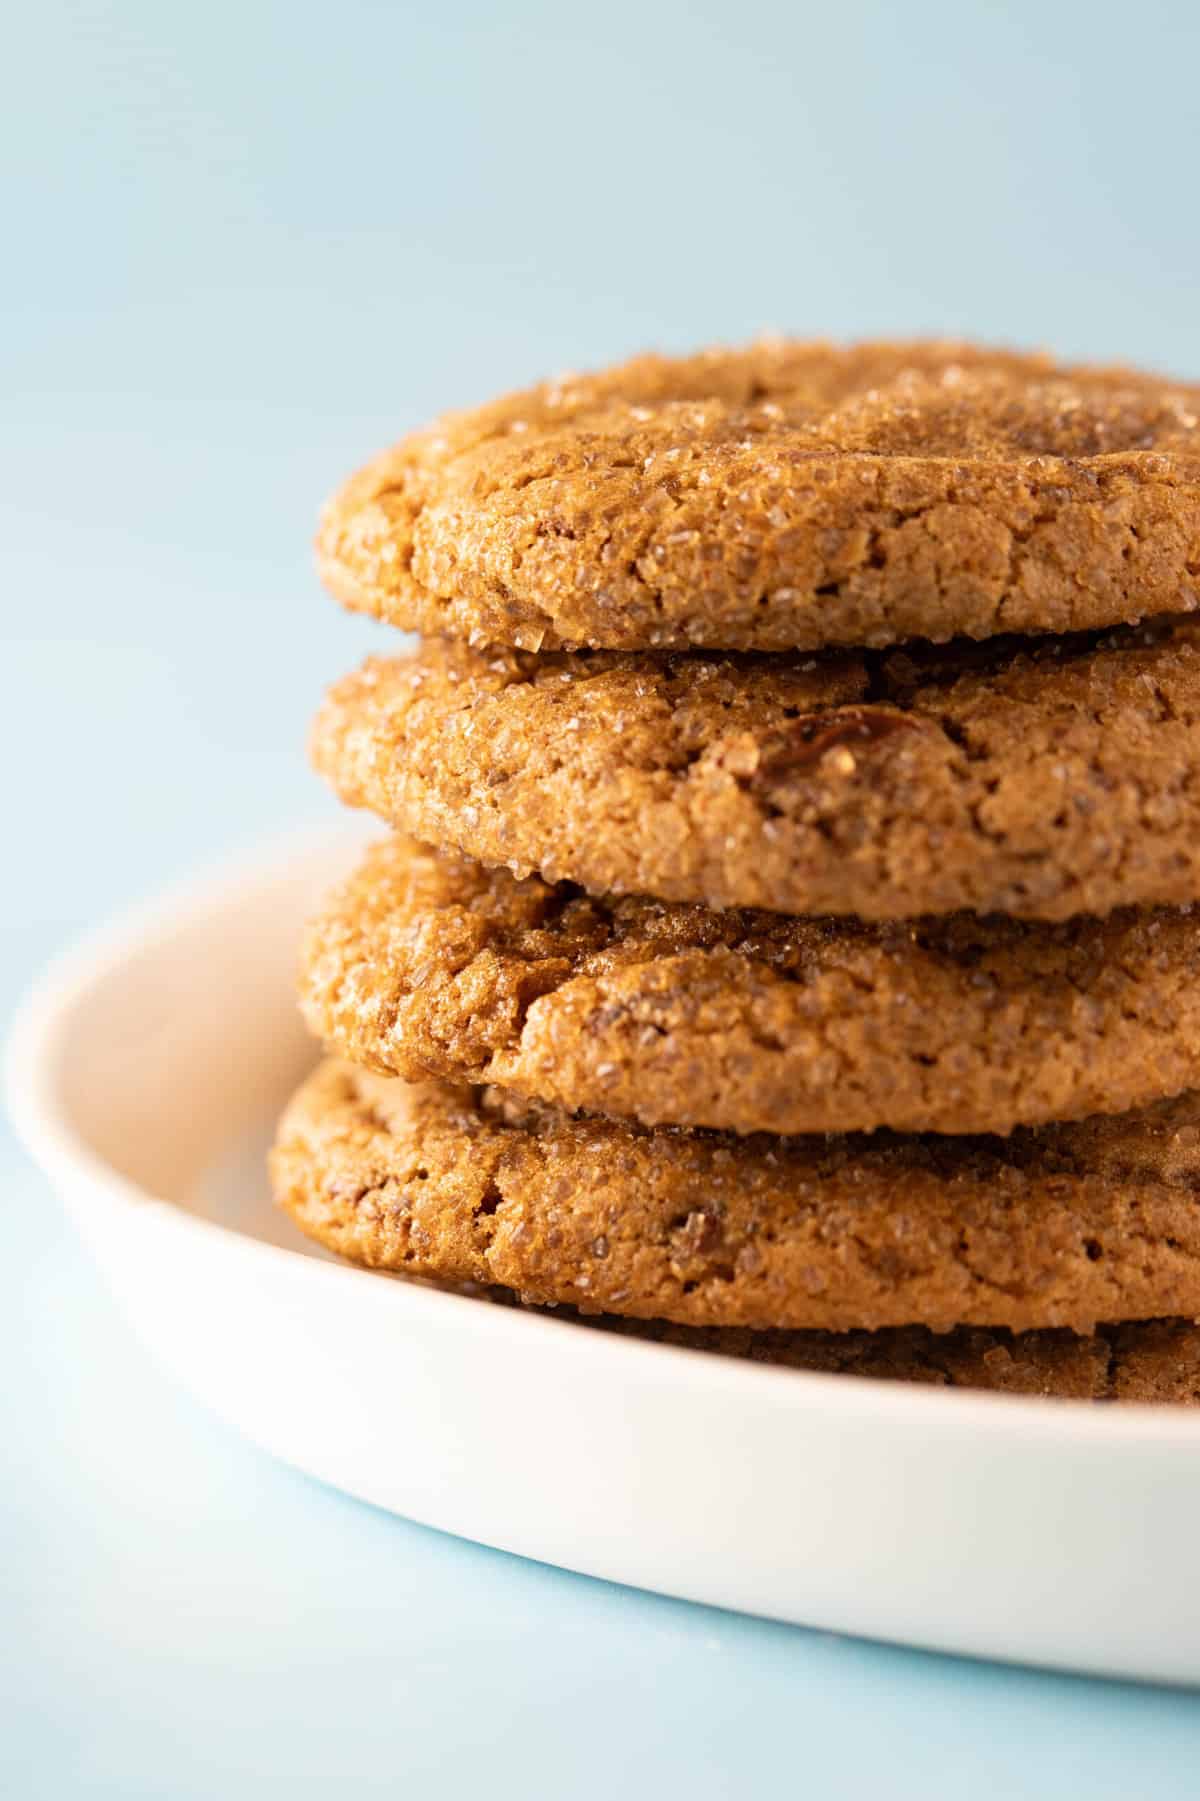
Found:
[573,1311,1200,1403]
[270,1059,1200,1335]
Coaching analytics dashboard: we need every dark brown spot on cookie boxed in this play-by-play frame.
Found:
[753,706,927,780]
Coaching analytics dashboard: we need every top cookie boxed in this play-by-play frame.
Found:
[317,339,1200,653]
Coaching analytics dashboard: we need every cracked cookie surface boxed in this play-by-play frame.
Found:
[311,618,1200,920]
[270,1060,1200,1334]
[316,338,1200,653]
[302,835,1200,1136]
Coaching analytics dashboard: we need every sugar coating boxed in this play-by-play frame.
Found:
[311,618,1200,921]
[316,339,1200,653]
[301,835,1200,1137]
[270,1060,1200,1335]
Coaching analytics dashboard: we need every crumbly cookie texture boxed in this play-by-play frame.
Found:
[316,339,1200,653]
[311,619,1200,921]
[542,1308,1200,1404]
[270,1060,1200,1335]
[302,836,1200,1137]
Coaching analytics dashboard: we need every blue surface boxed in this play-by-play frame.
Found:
[7,1,1200,1791]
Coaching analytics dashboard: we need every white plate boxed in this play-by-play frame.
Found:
[9,830,1200,1684]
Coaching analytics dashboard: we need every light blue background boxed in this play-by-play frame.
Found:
[6,2,1200,1792]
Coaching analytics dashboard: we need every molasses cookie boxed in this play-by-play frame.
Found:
[302,835,1200,1137]
[270,1060,1200,1334]
[570,1311,1200,1404]
[316,339,1200,652]
[311,619,1200,920]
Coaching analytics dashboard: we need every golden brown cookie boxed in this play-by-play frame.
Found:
[302,836,1200,1137]
[561,1311,1200,1403]
[311,619,1200,921]
[270,1060,1200,1334]
[316,339,1200,653]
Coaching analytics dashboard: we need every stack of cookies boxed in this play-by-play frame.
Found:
[271,340,1200,1402]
